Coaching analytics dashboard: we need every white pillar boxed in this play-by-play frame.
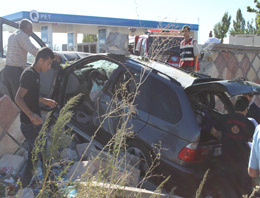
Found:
[97,28,108,53]
[41,24,53,49]
[67,33,74,51]
[67,32,78,51]
[48,25,53,49]
[73,32,78,51]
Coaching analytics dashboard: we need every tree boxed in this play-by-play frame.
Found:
[213,12,231,43]
[245,19,257,34]
[82,34,97,43]
[247,0,260,33]
[230,9,246,35]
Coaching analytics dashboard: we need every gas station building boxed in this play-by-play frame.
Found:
[3,10,199,53]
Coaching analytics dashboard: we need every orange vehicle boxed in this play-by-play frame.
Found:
[132,30,183,67]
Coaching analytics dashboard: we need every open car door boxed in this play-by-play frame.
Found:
[185,79,260,97]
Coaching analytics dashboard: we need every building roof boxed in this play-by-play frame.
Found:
[2,11,199,31]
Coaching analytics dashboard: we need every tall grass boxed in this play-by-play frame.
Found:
[31,94,82,197]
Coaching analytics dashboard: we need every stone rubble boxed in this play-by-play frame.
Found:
[0,95,180,197]
[61,148,78,161]
[0,154,25,176]
[15,188,34,198]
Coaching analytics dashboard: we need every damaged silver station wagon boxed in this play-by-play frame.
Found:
[50,54,260,197]
[1,17,260,197]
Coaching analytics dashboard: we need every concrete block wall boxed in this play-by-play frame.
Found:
[0,95,25,158]
[199,43,260,106]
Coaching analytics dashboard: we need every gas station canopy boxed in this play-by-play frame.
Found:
[2,10,199,52]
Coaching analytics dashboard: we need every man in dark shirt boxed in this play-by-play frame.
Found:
[211,96,255,197]
[15,47,57,188]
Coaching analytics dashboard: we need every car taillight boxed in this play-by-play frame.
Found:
[178,143,209,163]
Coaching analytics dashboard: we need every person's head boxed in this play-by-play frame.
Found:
[209,31,213,38]
[19,19,33,36]
[242,93,254,103]
[181,25,190,39]
[234,96,249,115]
[34,47,55,72]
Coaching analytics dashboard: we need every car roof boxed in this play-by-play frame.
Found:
[126,56,197,87]
[73,54,260,97]
[124,56,260,96]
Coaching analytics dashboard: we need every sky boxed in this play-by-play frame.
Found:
[0,0,257,45]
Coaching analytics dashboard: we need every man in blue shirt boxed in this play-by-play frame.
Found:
[248,125,260,178]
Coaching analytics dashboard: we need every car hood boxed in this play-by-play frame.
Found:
[185,79,260,96]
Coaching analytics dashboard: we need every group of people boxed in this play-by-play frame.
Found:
[208,93,260,197]
[4,19,58,188]
[5,19,260,197]
[179,25,260,196]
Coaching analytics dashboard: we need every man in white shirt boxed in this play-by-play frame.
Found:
[4,19,39,100]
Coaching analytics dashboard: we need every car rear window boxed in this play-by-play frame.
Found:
[150,78,182,124]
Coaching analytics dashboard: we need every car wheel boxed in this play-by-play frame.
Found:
[127,141,153,179]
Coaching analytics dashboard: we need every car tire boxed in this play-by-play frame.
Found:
[127,140,153,179]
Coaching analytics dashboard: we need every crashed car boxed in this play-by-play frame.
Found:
[1,17,260,197]
[43,53,260,196]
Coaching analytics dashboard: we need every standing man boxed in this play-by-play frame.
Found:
[248,125,260,178]
[4,19,39,101]
[15,47,57,188]
[179,25,200,72]
[210,96,255,197]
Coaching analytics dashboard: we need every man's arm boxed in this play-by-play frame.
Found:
[193,40,200,67]
[248,167,259,178]
[15,87,42,125]
[194,56,199,67]
[39,97,57,108]
[17,33,38,56]
[210,126,222,140]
